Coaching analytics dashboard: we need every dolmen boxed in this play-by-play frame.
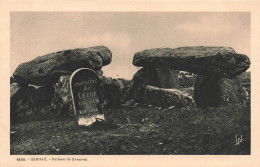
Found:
[132,46,250,107]
[10,45,251,124]
[11,46,112,125]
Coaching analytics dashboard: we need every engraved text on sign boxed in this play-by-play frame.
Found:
[70,68,104,126]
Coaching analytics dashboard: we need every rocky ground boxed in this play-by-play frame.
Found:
[10,104,250,155]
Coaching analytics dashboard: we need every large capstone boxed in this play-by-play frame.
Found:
[194,75,250,107]
[145,85,195,108]
[133,46,250,78]
[13,46,112,85]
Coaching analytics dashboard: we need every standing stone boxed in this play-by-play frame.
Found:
[11,84,61,124]
[13,46,112,85]
[53,75,74,116]
[237,71,251,98]
[133,46,250,78]
[10,85,36,123]
[194,75,249,107]
[70,68,104,126]
[132,67,179,103]
[121,82,134,103]
[28,85,55,115]
[100,77,124,107]
[132,67,160,103]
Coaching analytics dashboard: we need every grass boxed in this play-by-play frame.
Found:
[10,104,250,155]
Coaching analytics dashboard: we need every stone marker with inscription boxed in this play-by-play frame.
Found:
[70,68,104,126]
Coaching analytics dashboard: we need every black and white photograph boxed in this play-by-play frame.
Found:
[9,11,252,155]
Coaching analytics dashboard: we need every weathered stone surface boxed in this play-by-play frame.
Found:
[13,46,112,85]
[121,82,134,103]
[145,85,195,108]
[238,72,251,99]
[132,68,160,103]
[238,71,250,83]
[179,87,194,97]
[11,80,74,123]
[131,67,179,103]
[28,85,56,115]
[52,75,74,116]
[10,84,61,123]
[10,83,22,99]
[10,85,36,123]
[154,68,179,88]
[133,46,250,78]
[194,75,249,107]
[101,77,124,107]
[10,76,15,84]
[95,69,104,77]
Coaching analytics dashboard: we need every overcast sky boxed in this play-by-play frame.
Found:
[10,12,250,79]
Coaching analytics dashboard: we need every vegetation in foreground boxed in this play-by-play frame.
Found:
[10,104,250,155]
